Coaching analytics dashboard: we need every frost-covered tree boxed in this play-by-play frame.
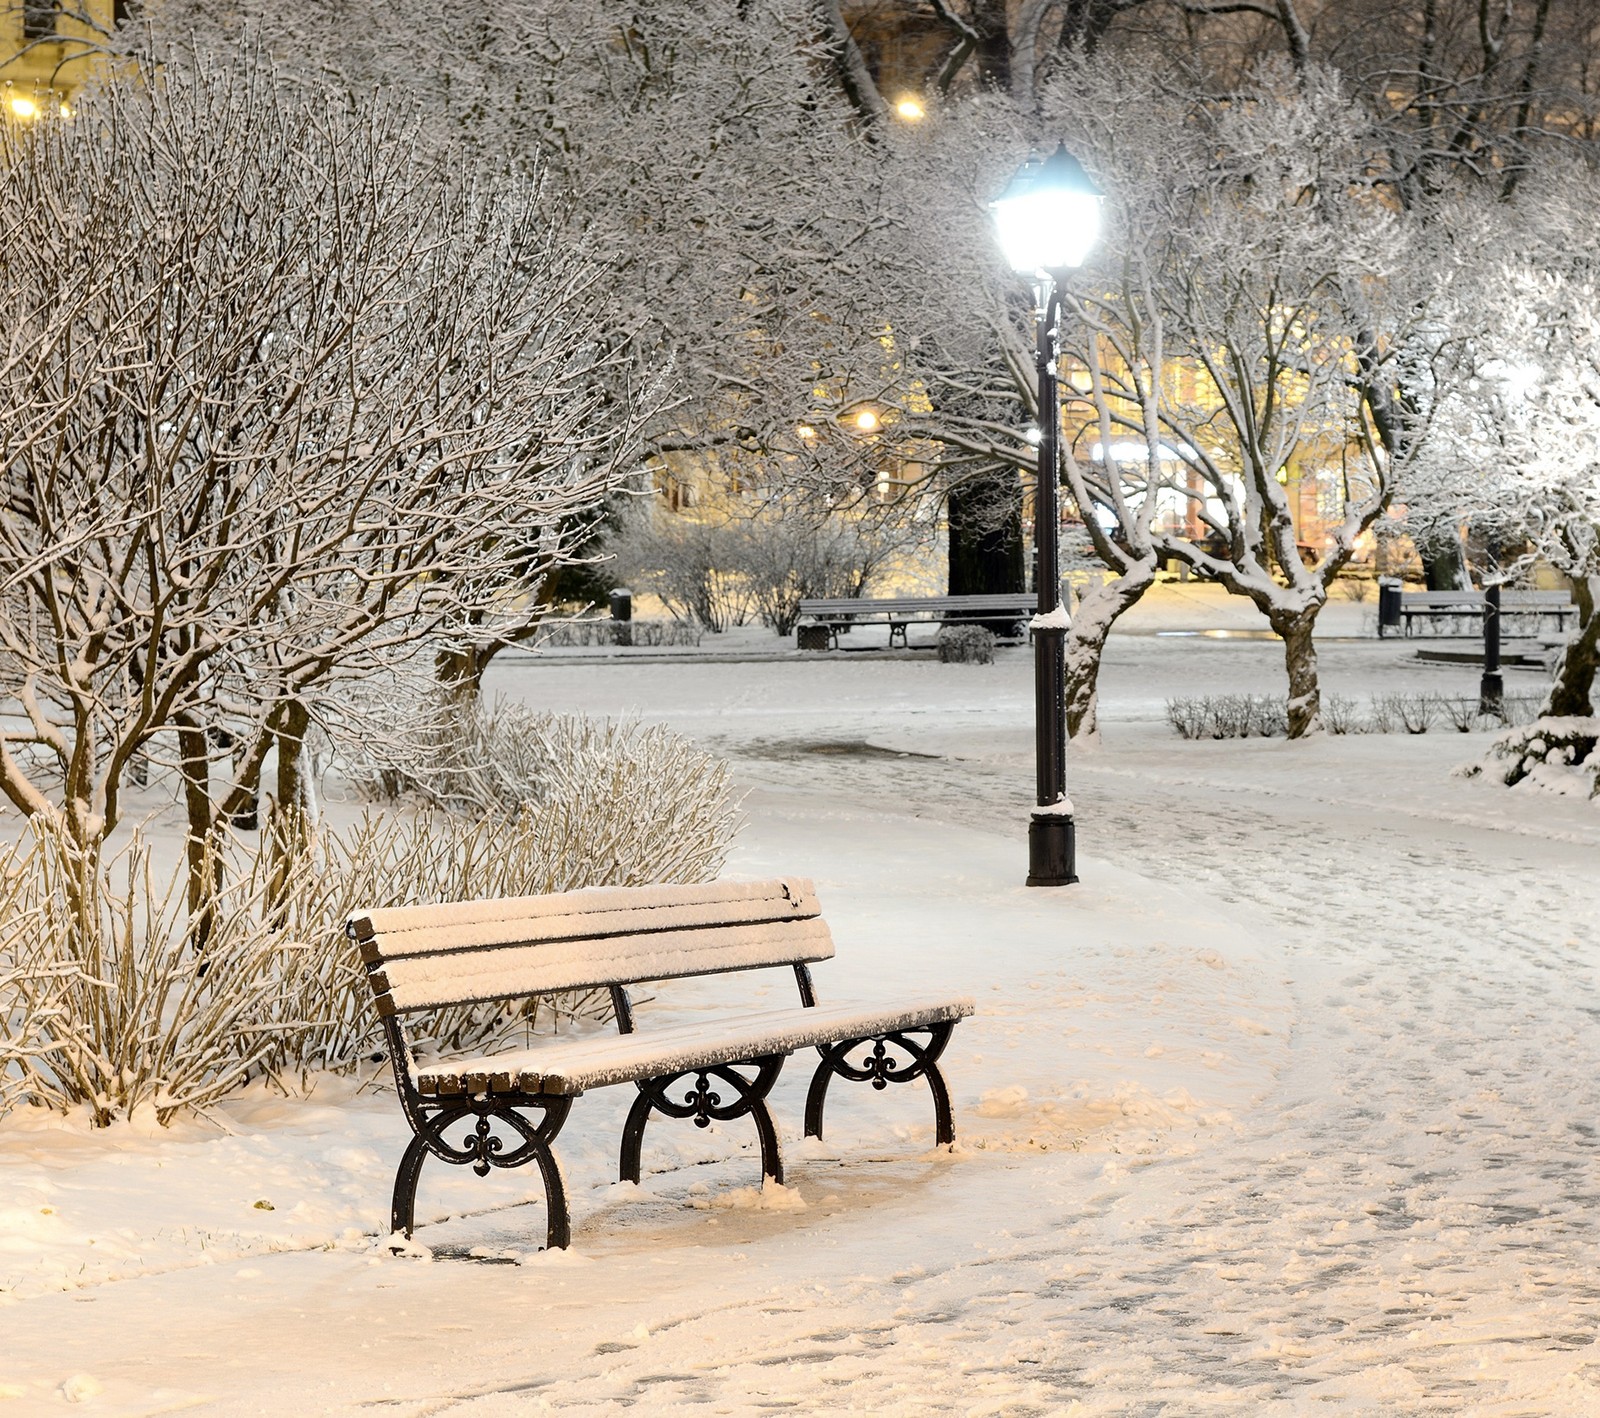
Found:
[138,0,914,522]
[0,45,641,922]
[882,61,1462,739]
[1412,162,1600,722]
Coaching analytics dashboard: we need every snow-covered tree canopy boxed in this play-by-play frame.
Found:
[0,44,647,845]
[135,0,919,514]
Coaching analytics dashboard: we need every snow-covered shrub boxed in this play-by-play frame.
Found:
[1461,717,1600,797]
[603,512,757,632]
[1165,697,1210,739]
[537,619,703,649]
[0,744,742,1124]
[1387,692,1439,734]
[251,790,742,1083]
[1161,694,1290,739]
[1323,693,1362,735]
[0,821,296,1125]
[937,625,996,664]
[350,702,740,839]
[1250,697,1289,737]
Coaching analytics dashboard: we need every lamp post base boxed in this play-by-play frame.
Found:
[1026,814,1078,887]
[1478,671,1504,716]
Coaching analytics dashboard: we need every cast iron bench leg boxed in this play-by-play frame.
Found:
[391,1095,574,1250]
[620,1055,787,1187]
[805,1022,957,1147]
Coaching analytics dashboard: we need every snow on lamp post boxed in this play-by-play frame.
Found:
[992,144,1102,887]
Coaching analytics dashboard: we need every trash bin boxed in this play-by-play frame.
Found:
[796,623,831,652]
[1376,577,1402,638]
[609,588,632,647]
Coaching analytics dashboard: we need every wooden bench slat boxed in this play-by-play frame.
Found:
[371,917,838,1014]
[352,878,818,954]
[355,889,821,965]
[413,997,976,1097]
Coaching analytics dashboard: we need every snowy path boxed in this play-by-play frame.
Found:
[4,628,1600,1413]
[720,738,1600,1412]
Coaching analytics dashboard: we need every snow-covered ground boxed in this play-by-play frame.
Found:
[3,584,1599,1414]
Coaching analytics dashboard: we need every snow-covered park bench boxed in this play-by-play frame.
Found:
[1383,589,1577,638]
[349,878,973,1251]
[795,593,1035,649]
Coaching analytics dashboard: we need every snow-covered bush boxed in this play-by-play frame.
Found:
[1164,691,1545,740]
[537,620,703,649]
[0,730,742,1125]
[937,626,996,665]
[349,702,739,843]
[1322,693,1361,735]
[1165,697,1211,739]
[1462,718,1600,798]
[0,822,297,1125]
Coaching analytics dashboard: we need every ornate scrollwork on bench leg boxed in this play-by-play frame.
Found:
[620,1055,787,1188]
[390,1093,574,1251]
[383,1015,576,1251]
[804,1022,957,1147]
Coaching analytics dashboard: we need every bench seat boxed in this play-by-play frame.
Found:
[415,997,975,1097]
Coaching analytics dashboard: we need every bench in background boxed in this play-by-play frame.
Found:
[1378,588,1576,638]
[796,593,1037,650]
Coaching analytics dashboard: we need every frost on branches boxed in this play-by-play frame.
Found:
[0,45,643,924]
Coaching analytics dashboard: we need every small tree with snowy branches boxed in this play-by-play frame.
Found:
[0,44,644,929]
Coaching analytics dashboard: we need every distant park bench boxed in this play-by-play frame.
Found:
[796,593,1036,650]
[351,878,972,1251]
[1379,589,1576,638]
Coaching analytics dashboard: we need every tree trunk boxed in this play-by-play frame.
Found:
[175,714,219,953]
[1271,610,1324,738]
[1542,575,1599,718]
[274,699,313,817]
[1066,566,1156,740]
[1420,530,1469,591]
[435,643,492,729]
[948,477,1025,634]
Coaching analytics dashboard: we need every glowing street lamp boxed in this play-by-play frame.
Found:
[991,143,1102,887]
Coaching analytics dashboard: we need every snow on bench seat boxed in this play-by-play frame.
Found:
[414,997,976,1097]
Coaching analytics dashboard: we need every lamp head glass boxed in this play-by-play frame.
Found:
[992,143,1102,274]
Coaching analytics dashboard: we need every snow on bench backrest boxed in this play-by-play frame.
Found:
[350,878,833,1016]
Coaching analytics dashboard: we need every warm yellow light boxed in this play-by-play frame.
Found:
[894,96,925,121]
[9,96,40,121]
[796,424,817,442]
[58,102,72,118]
[855,410,880,433]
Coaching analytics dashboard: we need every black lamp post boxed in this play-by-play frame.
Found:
[992,144,1102,888]
[1480,582,1504,714]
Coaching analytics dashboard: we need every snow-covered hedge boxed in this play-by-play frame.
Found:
[1166,691,1546,739]
[537,619,703,649]
[0,716,742,1126]
[937,625,996,665]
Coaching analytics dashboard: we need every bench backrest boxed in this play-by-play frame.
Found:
[350,878,832,1016]
[798,594,1034,615]
[1402,590,1572,607]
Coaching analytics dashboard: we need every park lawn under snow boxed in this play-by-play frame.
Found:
[2,584,1599,1414]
